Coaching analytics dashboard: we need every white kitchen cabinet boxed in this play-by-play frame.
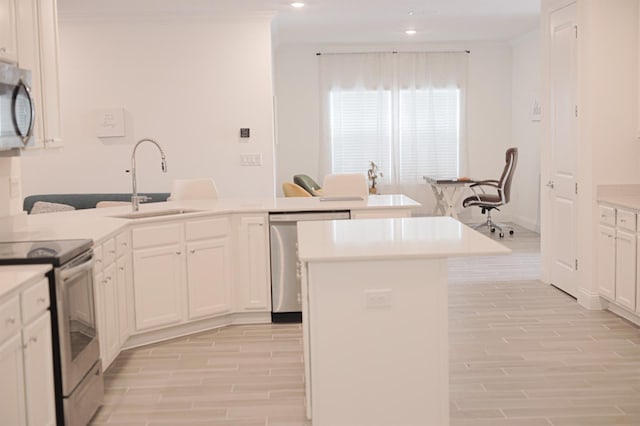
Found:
[116,255,132,341]
[94,231,133,370]
[0,332,26,426]
[597,205,616,300]
[16,0,63,148]
[616,229,636,311]
[22,313,55,426]
[234,214,271,312]
[98,263,120,367]
[133,244,184,331]
[597,205,638,313]
[0,269,55,426]
[185,217,233,319]
[597,224,615,300]
[0,0,18,63]
[115,230,132,344]
[186,238,232,319]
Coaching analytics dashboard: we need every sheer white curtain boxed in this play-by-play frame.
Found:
[318,51,468,212]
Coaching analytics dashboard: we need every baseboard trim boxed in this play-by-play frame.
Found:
[607,303,640,327]
[577,288,607,310]
[122,311,271,350]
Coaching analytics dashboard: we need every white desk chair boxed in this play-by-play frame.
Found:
[321,173,369,198]
[168,178,218,200]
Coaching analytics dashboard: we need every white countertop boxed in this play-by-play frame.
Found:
[297,216,511,261]
[597,194,640,211]
[0,264,51,300]
[0,194,420,244]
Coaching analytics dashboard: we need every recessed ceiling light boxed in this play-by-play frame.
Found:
[291,2,305,7]
[405,30,417,35]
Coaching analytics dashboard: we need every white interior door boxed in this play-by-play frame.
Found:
[548,2,578,297]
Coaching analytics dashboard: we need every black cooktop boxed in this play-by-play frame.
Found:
[0,239,93,266]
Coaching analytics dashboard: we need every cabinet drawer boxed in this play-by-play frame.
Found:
[0,296,21,344]
[103,238,117,265]
[21,278,50,323]
[616,209,636,232]
[132,223,182,249]
[185,217,230,241]
[116,230,131,257]
[599,205,615,226]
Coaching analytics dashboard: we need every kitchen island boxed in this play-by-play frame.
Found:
[297,216,510,426]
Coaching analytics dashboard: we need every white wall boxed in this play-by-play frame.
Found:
[274,42,527,221]
[511,30,541,231]
[19,15,276,199]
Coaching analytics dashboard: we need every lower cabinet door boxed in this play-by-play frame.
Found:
[0,334,26,426]
[596,225,616,300]
[615,230,637,310]
[133,245,184,331]
[23,313,56,426]
[186,238,232,319]
[100,263,120,368]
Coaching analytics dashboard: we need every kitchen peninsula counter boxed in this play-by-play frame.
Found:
[297,216,510,426]
[0,194,419,242]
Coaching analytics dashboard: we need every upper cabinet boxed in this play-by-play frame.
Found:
[16,0,63,149]
[0,0,18,63]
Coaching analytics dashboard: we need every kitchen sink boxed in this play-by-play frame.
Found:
[110,209,202,219]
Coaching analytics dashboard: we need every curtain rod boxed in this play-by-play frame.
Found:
[316,50,470,56]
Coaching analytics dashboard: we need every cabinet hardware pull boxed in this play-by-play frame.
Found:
[38,297,46,303]
[190,249,196,254]
[176,251,181,255]
[30,337,38,343]
[119,267,124,271]
[6,317,16,324]
[0,47,6,53]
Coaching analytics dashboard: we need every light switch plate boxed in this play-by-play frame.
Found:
[240,153,262,166]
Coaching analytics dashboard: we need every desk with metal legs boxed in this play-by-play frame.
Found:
[423,176,474,219]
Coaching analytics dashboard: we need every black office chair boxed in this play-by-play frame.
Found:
[293,174,323,196]
[462,147,518,238]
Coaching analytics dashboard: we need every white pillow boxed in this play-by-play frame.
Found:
[30,201,76,214]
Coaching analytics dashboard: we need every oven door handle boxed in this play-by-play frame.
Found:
[59,257,95,282]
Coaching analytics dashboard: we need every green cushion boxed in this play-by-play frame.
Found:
[293,174,322,195]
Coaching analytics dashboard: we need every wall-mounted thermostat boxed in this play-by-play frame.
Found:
[240,128,250,138]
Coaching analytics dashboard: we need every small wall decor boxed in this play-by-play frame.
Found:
[95,108,126,138]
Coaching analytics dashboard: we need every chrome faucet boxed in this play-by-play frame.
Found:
[129,138,167,212]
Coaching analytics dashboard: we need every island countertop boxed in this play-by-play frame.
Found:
[297,216,511,262]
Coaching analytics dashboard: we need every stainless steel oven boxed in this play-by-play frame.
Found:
[54,249,103,426]
[0,239,103,425]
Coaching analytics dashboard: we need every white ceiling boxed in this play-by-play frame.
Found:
[57,0,541,45]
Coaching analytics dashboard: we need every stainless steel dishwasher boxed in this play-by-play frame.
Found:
[269,210,350,322]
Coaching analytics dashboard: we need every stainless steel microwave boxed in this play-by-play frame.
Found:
[0,62,35,151]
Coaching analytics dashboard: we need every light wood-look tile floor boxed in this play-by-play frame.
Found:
[91,225,640,426]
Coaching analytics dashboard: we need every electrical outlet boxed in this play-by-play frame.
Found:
[364,289,392,308]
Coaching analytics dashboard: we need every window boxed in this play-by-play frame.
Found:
[328,87,461,182]
[319,51,467,195]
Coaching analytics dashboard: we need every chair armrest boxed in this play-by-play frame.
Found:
[470,180,500,189]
